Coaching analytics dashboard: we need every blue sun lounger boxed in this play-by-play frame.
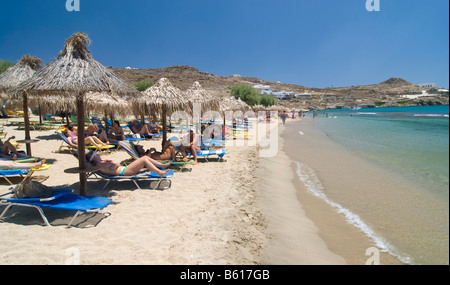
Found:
[201,138,225,149]
[126,122,157,139]
[90,170,174,190]
[187,149,229,162]
[71,151,174,190]
[0,169,30,185]
[118,140,193,170]
[0,189,113,228]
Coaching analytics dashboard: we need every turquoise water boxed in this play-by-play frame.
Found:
[315,105,449,201]
[300,105,449,264]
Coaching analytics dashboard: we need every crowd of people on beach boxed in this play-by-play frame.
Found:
[1,110,309,184]
[0,117,223,183]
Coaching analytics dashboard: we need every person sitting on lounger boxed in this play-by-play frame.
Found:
[0,136,29,160]
[109,121,125,141]
[135,141,179,161]
[180,128,201,165]
[132,120,153,137]
[85,123,110,143]
[149,118,162,134]
[0,158,46,170]
[86,151,170,178]
[62,128,108,149]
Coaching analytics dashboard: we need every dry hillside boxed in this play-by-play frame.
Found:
[111,65,448,110]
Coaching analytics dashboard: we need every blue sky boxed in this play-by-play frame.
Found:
[0,0,448,88]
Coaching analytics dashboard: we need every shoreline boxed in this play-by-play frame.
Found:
[256,119,407,265]
[280,118,414,265]
[256,124,346,265]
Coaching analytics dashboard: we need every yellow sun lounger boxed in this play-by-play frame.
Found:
[55,131,115,154]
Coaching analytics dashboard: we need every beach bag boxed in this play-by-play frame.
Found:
[132,133,142,138]
[13,181,54,199]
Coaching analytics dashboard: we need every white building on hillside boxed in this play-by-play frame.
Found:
[401,90,434,99]
[416,83,437,88]
[295,93,312,98]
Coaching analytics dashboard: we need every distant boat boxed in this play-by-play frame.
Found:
[352,106,361,110]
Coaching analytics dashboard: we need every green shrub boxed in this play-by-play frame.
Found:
[231,85,260,106]
[0,59,15,74]
[397,99,413,105]
[134,80,154,91]
[260,95,277,107]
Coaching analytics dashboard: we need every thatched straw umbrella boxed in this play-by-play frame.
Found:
[0,55,42,154]
[15,32,138,195]
[134,78,191,148]
[85,92,131,116]
[221,96,251,113]
[0,55,42,99]
[185,81,220,132]
[219,96,252,137]
[251,104,266,112]
[85,91,132,131]
[235,97,251,112]
[185,81,220,112]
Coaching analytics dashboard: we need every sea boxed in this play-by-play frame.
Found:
[297,105,449,264]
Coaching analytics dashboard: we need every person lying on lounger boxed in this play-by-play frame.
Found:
[62,128,108,149]
[86,151,170,178]
[135,141,179,161]
[0,136,29,160]
[0,159,46,170]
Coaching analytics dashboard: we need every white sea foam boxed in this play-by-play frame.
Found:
[413,113,448,117]
[295,161,412,264]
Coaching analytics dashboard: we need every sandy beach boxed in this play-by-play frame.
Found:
[0,115,270,265]
[0,114,409,265]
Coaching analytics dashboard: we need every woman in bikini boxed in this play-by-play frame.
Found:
[135,141,180,161]
[86,151,170,178]
[62,128,108,149]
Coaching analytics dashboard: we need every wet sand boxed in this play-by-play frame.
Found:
[257,121,406,265]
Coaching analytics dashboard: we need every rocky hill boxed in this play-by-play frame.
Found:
[111,65,448,110]
[112,65,309,97]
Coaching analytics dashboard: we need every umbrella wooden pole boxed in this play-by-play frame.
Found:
[38,106,43,125]
[110,114,114,129]
[104,111,109,134]
[22,92,32,156]
[76,94,87,196]
[162,106,167,149]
